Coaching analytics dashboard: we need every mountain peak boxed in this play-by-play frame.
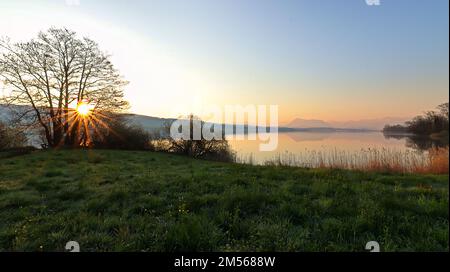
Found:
[287,118,331,128]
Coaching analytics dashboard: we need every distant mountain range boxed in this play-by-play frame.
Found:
[286,118,330,128]
[126,114,391,133]
[285,117,411,131]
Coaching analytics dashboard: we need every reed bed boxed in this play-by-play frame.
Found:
[238,147,449,174]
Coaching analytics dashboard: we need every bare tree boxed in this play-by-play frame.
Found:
[0,28,128,147]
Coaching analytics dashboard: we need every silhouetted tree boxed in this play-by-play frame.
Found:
[0,28,128,148]
[383,103,449,136]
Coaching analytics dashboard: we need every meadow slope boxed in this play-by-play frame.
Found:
[0,150,448,251]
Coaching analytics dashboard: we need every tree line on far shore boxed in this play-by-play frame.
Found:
[383,103,449,137]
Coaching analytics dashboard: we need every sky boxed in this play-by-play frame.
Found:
[0,0,448,124]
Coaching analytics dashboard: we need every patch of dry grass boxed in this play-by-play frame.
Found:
[423,147,449,174]
[260,147,449,174]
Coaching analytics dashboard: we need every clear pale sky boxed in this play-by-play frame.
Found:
[1,0,448,123]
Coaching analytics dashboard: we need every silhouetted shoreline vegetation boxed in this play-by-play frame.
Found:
[383,103,449,139]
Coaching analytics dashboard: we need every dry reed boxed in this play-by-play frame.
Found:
[239,147,449,174]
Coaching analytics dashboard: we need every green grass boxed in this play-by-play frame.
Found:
[0,149,448,252]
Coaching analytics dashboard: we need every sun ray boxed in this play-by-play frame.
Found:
[46,101,127,147]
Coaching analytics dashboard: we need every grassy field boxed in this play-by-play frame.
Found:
[0,149,448,252]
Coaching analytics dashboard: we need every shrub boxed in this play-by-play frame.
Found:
[90,114,151,150]
[159,115,235,162]
[0,121,27,150]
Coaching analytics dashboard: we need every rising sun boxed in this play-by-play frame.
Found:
[76,102,91,117]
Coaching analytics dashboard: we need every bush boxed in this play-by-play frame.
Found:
[0,121,27,150]
[91,115,151,150]
[160,115,235,162]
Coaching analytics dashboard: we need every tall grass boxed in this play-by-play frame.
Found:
[425,147,449,174]
[239,147,449,174]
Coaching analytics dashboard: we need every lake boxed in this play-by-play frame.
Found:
[227,131,448,166]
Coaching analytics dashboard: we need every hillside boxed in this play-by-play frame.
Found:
[0,150,448,251]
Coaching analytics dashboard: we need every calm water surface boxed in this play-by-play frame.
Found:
[227,131,444,165]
